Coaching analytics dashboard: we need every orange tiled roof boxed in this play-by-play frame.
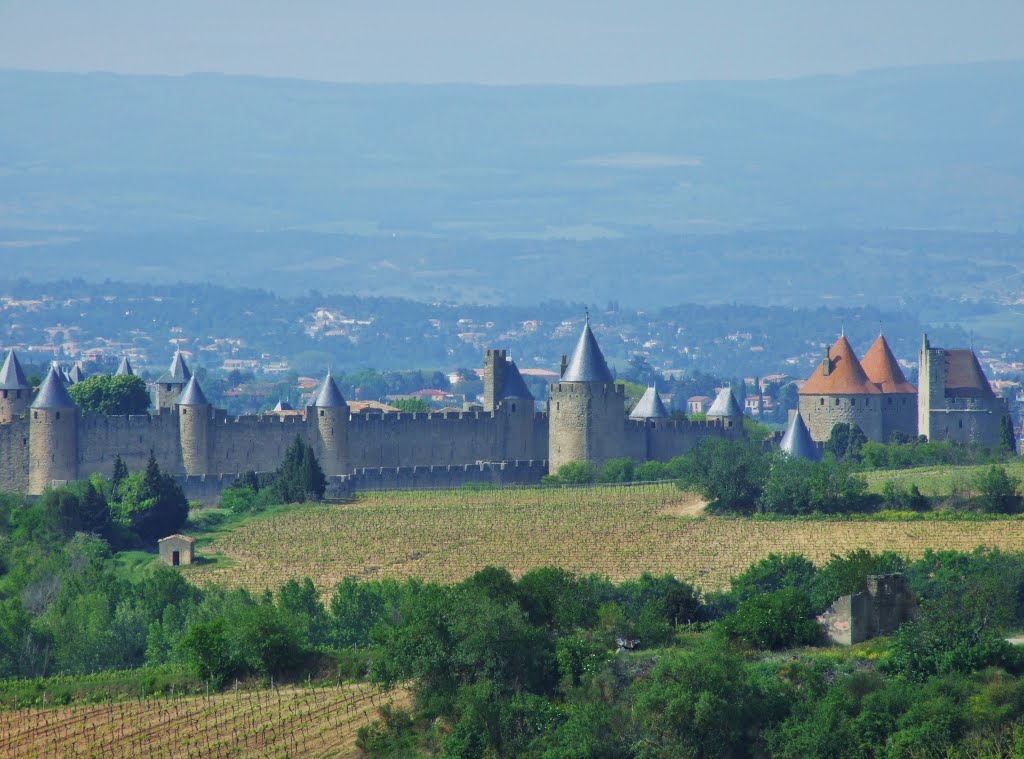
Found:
[861,335,916,394]
[799,335,881,395]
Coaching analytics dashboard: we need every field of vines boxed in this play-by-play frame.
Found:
[186,483,1024,594]
[0,682,403,758]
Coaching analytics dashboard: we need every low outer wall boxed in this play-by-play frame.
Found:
[177,460,548,504]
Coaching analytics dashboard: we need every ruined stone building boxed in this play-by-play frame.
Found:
[0,318,742,500]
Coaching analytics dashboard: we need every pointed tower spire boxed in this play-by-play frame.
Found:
[314,370,346,408]
[157,350,192,384]
[0,349,30,390]
[561,318,614,383]
[500,359,534,401]
[32,365,76,409]
[630,386,669,419]
[176,375,209,406]
[115,356,134,376]
[780,412,820,461]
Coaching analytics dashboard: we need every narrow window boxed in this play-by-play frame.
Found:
[888,397,893,404]
[959,420,963,429]
[851,399,856,406]
[511,403,517,412]
[55,412,60,420]
[2,390,6,399]
[182,408,187,415]
[835,398,840,406]
[819,398,824,406]
[320,410,325,417]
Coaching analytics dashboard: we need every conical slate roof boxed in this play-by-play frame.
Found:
[67,364,87,384]
[59,368,72,386]
[707,387,743,418]
[561,318,614,383]
[0,350,29,390]
[500,360,534,400]
[32,366,76,409]
[630,386,669,419]
[272,400,294,412]
[780,412,820,461]
[861,335,916,394]
[157,351,192,384]
[800,335,881,396]
[176,375,209,406]
[115,356,134,376]
[314,372,346,408]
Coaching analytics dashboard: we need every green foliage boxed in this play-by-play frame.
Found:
[974,465,1020,514]
[112,453,189,543]
[677,438,770,514]
[885,572,1020,680]
[543,461,597,486]
[67,374,150,415]
[630,639,786,758]
[824,422,868,462]
[729,554,817,605]
[860,437,1011,470]
[271,435,326,503]
[598,458,634,483]
[329,577,409,649]
[391,397,431,414]
[809,549,906,612]
[1001,415,1017,454]
[880,479,929,511]
[720,589,820,649]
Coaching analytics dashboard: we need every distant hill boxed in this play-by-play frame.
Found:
[1,64,1023,306]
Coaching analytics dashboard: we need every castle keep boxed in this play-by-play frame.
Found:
[796,332,1008,448]
[0,319,741,499]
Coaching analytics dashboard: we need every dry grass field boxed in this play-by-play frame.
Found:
[184,483,1024,595]
[0,682,404,759]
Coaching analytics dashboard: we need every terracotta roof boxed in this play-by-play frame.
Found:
[944,349,995,399]
[349,400,400,413]
[799,336,881,395]
[860,335,916,394]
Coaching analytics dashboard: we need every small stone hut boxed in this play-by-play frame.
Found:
[818,573,917,645]
[158,534,195,567]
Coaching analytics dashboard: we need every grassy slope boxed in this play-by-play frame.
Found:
[181,481,1024,595]
[859,460,1024,496]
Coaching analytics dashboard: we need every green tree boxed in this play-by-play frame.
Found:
[110,455,128,503]
[729,554,817,604]
[114,452,189,543]
[720,589,821,649]
[975,465,1020,514]
[67,374,150,415]
[1000,415,1017,454]
[271,435,326,503]
[544,462,596,485]
[392,397,431,413]
[824,422,868,462]
[677,438,770,514]
[598,458,634,483]
[810,549,906,612]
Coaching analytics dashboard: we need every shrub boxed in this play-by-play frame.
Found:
[720,589,820,649]
[975,465,1020,514]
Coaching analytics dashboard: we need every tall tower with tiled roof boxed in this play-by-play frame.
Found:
[548,315,625,472]
[798,334,885,442]
[861,334,917,441]
[918,334,1008,445]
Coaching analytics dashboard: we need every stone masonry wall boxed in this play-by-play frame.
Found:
[0,416,29,492]
[800,394,884,443]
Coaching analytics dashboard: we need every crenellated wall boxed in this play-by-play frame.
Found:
[0,416,29,492]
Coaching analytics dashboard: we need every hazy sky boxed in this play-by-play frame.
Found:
[2,1,1023,84]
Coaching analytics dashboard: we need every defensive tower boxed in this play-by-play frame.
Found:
[154,351,192,411]
[798,335,883,442]
[548,315,624,471]
[495,357,536,461]
[115,356,134,376]
[28,365,78,494]
[311,370,349,476]
[706,387,743,430]
[860,334,917,440]
[177,375,211,476]
[482,349,508,412]
[0,349,31,423]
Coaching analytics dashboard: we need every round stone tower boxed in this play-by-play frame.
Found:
[177,375,211,475]
[29,365,78,494]
[311,371,349,476]
[0,349,32,423]
[548,316,624,472]
[497,358,536,461]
